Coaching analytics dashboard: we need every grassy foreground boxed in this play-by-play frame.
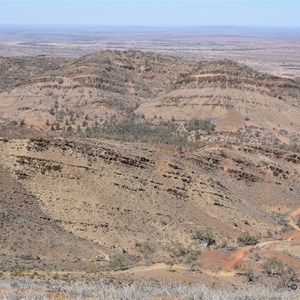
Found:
[0,278,299,300]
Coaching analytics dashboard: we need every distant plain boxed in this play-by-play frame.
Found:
[1,26,300,78]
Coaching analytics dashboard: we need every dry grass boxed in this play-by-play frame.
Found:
[0,278,300,300]
[0,278,299,300]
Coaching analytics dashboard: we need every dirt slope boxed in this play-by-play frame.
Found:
[1,137,299,257]
[0,164,106,271]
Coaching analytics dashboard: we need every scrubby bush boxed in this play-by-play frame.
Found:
[192,229,216,247]
[263,257,298,288]
[185,248,201,269]
[49,107,55,115]
[244,268,259,283]
[165,260,175,270]
[19,119,25,127]
[168,241,189,258]
[167,241,201,264]
[237,232,258,246]
[108,253,131,271]
[263,257,284,276]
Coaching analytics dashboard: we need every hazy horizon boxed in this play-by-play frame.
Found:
[0,1,299,27]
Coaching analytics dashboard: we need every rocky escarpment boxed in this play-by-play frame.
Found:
[2,136,299,257]
[175,60,300,101]
[238,145,300,164]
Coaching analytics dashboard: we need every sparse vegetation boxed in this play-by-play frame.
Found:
[237,232,258,246]
[186,118,216,134]
[95,117,189,146]
[263,257,298,287]
[135,241,155,260]
[167,241,201,268]
[192,229,216,247]
[287,143,300,153]
[185,248,201,269]
[63,113,196,147]
[0,50,300,293]
[168,241,189,258]
[263,257,284,276]
[108,253,131,271]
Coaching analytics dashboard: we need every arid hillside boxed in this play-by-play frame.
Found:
[0,51,300,288]
[138,60,300,134]
[1,136,300,279]
[1,51,300,139]
[0,51,194,133]
[0,163,106,271]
